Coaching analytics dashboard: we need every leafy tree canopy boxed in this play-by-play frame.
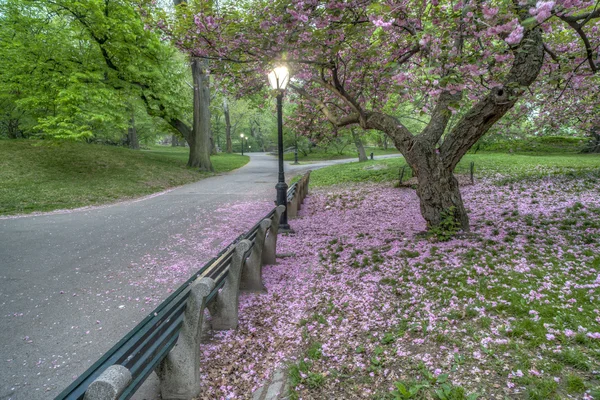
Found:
[0,0,191,142]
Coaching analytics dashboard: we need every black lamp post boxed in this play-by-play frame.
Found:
[268,66,291,231]
[240,134,245,156]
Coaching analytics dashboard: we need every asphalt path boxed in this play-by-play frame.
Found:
[0,152,401,399]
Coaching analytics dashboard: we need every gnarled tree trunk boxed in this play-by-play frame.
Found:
[404,140,469,230]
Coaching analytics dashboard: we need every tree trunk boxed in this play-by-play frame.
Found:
[224,99,232,153]
[213,113,221,152]
[189,58,213,171]
[351,128,368,162]
[365,112,471,232]
[383,135,388,150]
[127,108,140,150]
[582,127,600,153]
[405,141,469,231]
[6,119,21,139]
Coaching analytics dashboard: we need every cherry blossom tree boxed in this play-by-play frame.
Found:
[148,0,599,231]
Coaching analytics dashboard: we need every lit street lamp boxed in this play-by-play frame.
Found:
[268,66,291,231]
[240,134,245,156]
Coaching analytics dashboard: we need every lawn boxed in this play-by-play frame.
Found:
[305,152,600,187]
[0,140,248,216]
[283,146,400,162]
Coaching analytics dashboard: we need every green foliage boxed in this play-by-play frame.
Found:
[428,207,462,241]
[212,96,276,153]
[0,140,248,215]
[306,342,323,360]
[472,135,587,154]
[392,381,428,399]
[391,376,478,400]
[0,0,190,142]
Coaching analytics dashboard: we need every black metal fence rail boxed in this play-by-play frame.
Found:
[55,171,311,400]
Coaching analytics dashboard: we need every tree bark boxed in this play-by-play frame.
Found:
[351,128,368,162]
[582,127,600,153]
[405,141,469,230]
[224,99,232,153]
[6,119,21,139]
[189,58,213,171]
[127,108,140,150]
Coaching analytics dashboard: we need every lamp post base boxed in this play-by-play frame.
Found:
[279,225,294,234]
[275,181,290,231]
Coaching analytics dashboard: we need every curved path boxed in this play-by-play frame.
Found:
[0,152,400,399]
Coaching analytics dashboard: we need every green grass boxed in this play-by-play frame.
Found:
[283,146,399,162]
[473,135,587,154]
[0,140,249,215]
[305,153,600,187]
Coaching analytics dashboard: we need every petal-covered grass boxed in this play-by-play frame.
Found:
[195,172,600,400]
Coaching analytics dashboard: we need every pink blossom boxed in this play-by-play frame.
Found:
[505,25,524,45]
[482,5,499,19]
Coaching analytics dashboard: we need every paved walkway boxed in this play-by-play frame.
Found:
[252,368,290,400]
[0,152,401,399]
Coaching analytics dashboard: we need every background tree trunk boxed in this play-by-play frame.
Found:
[127,108,140,150]
[582,126,600,153]
[6,119,21,139]
[171,134,185,146]
[189,58,213,171]
[213,113,221,152]
[224,99,232,153]
[352,128,368,162]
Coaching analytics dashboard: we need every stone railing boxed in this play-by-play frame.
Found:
[54,171,311,400]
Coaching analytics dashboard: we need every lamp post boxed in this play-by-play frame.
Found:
[268,66,291,231]
[240,134,245,156]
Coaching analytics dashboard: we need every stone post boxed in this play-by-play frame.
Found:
[84,365,132,400]
[297,177,305,211]
[241,220,271,292]
[262,205,285,265]
[208,240,251,330]
[303,171,311,203]
[156,277,215,400]
[287,195,298,219]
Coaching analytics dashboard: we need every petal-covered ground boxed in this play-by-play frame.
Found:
[197,175,600,400]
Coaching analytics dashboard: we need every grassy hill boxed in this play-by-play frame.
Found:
[0,140,248,216]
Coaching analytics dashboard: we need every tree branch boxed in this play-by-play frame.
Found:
[559,17,598,72]
[543,43,560,63]
[440,20,545,170]
[420,90,463,145]
[289,83,360,128]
